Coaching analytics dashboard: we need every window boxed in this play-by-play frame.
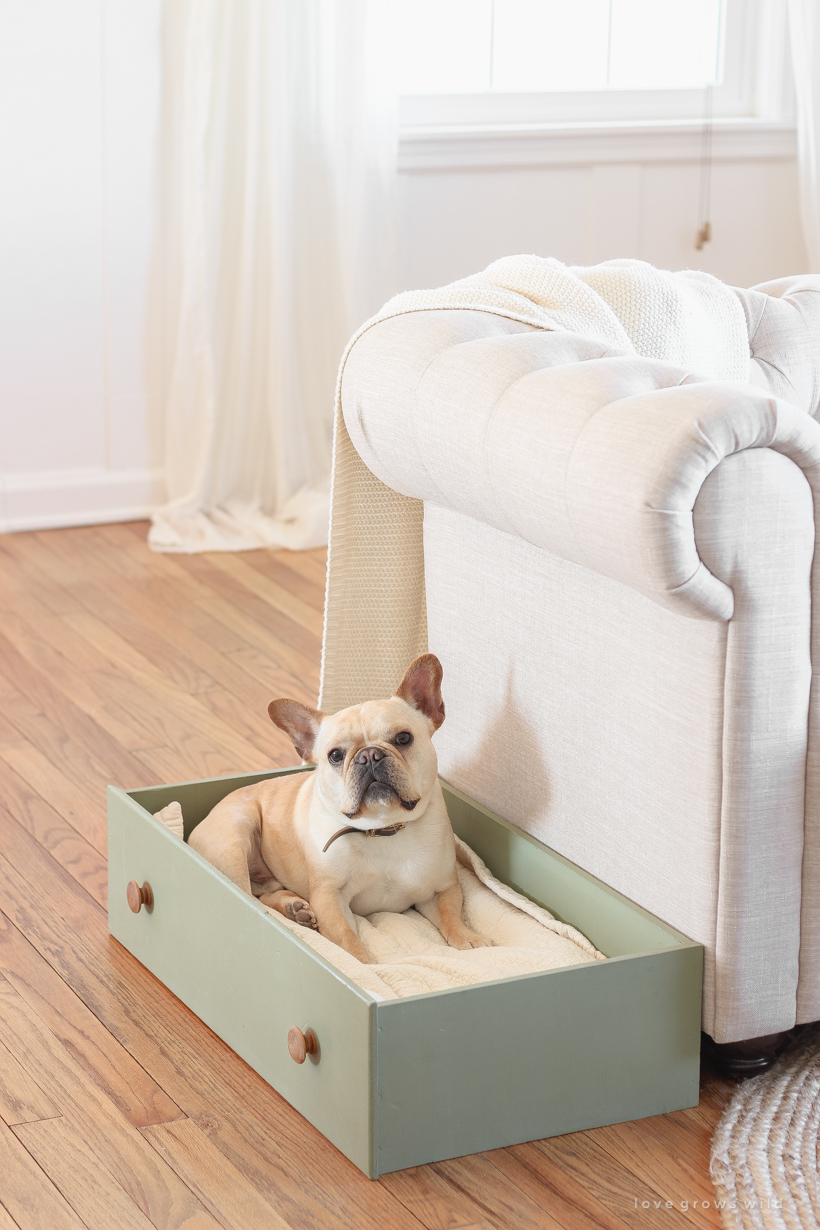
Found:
[396,0,771,128]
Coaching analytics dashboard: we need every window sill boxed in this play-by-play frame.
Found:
[397,117,797,172]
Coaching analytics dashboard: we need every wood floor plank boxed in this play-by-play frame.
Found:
[0,551,317,787]
[0,600,144,750]
[52,563,319,752]
[0,721,108,856]
[0,979,223,1230]
[21,524,156,588]
[225,642,319,704]
[0,1200,20,1230]
[63,520,319,657]
[254,542,328,589]
[689,1064,735,1131]
[0,538,89,620]
[139,580,253,653]
[484,1143,635,1230]
[427,1155,567,1230]
[0,912,183,1131]
[0,1117,86,1230]
[239,549,326,612]
[13,1115,157,1230]
[196,687,301,767]
[39,527,321,704]
[0,629,154,792]
[204,552,324,638]
[4,528,221,698]
[65,607,299,762]
[190,1110,427,1230]
[0,539,274,786]
[81,523,171,582]
[380,1161,522,1230]
[169,552,321,665]
[532,1135,696,1229]
[142,1118,294,1230]
[72,575,317,716]
[51,608,270,775]
[187,582,322,685]
[0,528,317,777]
[0,527,104,594]
[588,1115,722,1230]
[445,1224,492,1230]
[0,749,107,906]
[57,568,311,752]
[0,1023,59,1127]
[118,523,326,604]
[0,603,168,779]
[64,599,218,707]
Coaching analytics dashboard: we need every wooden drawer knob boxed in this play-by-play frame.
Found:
[126,881,153,913]
[288,1026,318,1064]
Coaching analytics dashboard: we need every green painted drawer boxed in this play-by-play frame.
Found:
[108,768,702,1178]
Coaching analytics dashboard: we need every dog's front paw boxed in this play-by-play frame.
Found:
[285,898,319,930]
[447,928,488,950]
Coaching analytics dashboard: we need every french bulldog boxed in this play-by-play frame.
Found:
[187,654,486,963]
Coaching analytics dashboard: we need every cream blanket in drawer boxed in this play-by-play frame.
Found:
[156,802,603,1002]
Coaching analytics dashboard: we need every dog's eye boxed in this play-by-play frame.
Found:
[327,748,345,764]
[395,731,413,747]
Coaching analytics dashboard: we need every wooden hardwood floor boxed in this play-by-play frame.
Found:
[0,521,736,1230]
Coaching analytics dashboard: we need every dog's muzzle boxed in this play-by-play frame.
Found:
[340,745,418,818]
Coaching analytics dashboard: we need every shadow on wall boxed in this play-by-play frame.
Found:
[442,670,552,833]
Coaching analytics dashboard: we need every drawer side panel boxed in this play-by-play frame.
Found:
[108,788,374,1175]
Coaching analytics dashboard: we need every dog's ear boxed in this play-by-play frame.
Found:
[268,699,325,763]
[394,654,445,730]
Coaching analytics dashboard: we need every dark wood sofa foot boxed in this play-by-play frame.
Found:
[703,1028,801,1079]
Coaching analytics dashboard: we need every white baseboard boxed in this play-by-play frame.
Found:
[0,467,166,534]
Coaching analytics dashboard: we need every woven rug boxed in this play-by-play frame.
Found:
[710,1025,820,1229]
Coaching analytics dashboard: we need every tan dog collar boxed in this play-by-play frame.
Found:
[322,821,407,853]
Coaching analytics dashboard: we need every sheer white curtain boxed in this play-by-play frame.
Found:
[148,0,397,553]
[789,0,820,272]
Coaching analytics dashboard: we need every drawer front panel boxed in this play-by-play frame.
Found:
[374,946,702,1174]
[108,788,375,1175]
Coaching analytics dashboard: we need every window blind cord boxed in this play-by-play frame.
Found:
[695,82,714,250]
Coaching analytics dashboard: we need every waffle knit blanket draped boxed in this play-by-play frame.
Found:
[318,255,750,714]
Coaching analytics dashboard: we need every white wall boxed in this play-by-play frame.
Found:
[0,4,809,533]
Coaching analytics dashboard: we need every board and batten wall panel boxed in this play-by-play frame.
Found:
[0,2,808,532]
[0,0,107,478]
[0,0,164,533]
[103,0,164,477]
[400,154,806,292]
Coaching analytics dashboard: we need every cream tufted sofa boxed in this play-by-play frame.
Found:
[337,274,820,1058]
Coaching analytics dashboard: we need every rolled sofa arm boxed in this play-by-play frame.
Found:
[342,313,820,623]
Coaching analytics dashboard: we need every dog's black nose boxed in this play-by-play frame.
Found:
[355,746,385,766]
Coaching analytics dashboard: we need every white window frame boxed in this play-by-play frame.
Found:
[397,0,795,170]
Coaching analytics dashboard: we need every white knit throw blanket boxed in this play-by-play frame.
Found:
[319,255,750,713]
